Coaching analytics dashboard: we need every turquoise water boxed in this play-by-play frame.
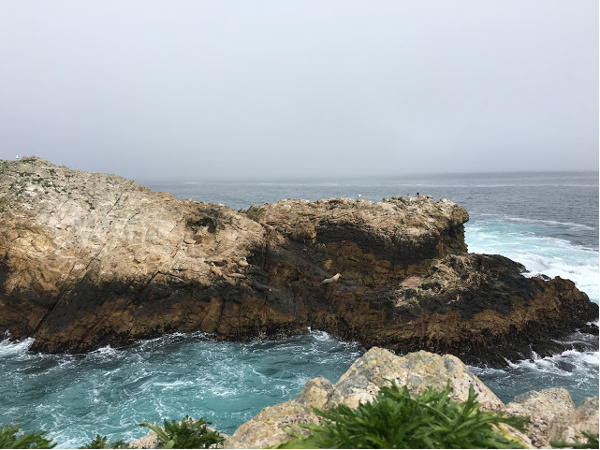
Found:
[0,331,362,447]
[0,171,597,447]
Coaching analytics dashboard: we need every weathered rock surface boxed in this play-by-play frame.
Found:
[224,348,598,449]
[0,157,597,365]
[505,389,600,448]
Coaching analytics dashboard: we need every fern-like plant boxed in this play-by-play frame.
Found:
[80,434,128,449]
[0,424,55,449]
[551,432,600,449]
[276,382,529,449]
[140,416,224,449]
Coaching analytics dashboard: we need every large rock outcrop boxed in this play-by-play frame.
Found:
[223,348,599,449]
[0,157,597,365]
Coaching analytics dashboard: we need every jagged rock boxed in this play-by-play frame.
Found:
[224,348,598,449]
[0,157,597,365]
[224,348,518,448]
[333,348,504,411]
[225,377,339,449]
[128,432,159,449]
[128,423,227,449]
[0,157,302,352]
[505,389,599,448]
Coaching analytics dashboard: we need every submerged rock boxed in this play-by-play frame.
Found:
[0,157,597,365]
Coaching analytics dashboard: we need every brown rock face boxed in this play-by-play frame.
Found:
[0,157,597,365]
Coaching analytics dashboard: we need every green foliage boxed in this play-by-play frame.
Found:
[551,432,600,449]
[140,416,224,449]
[245,205,265,223]
[0,424,55,449]
[276,382,529,449]
[80,434,128,449]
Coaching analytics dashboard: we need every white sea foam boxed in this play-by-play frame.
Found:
[509,350,598,378]
[471,349,599,403]
[209,386,239,397]
[498,216,597,231]
[0,337,35,357]
[466,222,599,303]
[88,345,118,358]
[152,380,195,389]
[311,330,333,341]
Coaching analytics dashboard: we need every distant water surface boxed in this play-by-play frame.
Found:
[1,171,597,447]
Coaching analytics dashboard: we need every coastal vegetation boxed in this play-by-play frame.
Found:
[551,432,600,449]
[275,382,529,449]
[80,435,128,449]
[0,424,55,449]
[139,416,224,449]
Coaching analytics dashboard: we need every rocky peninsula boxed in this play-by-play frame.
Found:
[0,157,597,366]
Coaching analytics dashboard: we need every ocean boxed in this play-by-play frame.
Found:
[1,171,598,447]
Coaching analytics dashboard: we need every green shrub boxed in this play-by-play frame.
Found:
[276,382,529,449]
[140,416,224,449]
[551,432,600,449]
[0,424,55,449]
[80,434,128,449]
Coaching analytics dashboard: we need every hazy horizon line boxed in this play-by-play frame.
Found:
[3,155,598,184]
[136,168,600,184]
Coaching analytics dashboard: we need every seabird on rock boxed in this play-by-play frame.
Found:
[237,257,249,267]
[228,273,246,279]
[209,262,223,277]
[321,273,341,285]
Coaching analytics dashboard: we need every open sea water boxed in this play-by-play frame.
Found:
[1,171,598,447]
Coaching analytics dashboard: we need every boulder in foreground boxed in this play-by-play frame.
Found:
[223,348,599,449]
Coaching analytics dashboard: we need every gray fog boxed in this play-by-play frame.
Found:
[0,0,598,180]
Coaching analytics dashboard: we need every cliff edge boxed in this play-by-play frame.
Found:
[0,157,597,365]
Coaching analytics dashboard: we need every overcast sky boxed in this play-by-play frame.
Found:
[0,0,597,180]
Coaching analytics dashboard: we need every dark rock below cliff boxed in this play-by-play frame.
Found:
[0,157,597,366]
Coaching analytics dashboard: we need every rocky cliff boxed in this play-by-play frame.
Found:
[0,157,597,365]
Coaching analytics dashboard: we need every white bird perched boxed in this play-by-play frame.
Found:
[228,273,246,279]
[237,257,249,267]
[321,273,341,285]
[209,262,223,277]
[16,155,19,160]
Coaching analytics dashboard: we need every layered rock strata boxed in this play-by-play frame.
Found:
[0,157,597,365]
